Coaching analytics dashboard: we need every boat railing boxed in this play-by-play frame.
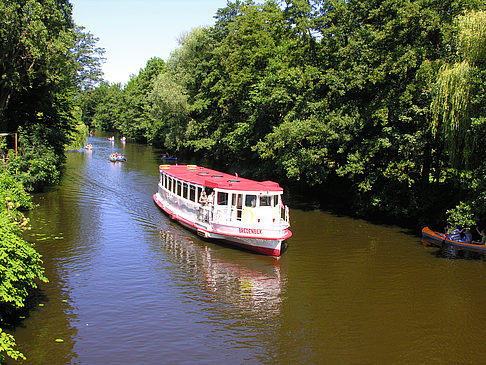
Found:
[161,185,291,229]
[207,204,290,228]
[197,205,213,223]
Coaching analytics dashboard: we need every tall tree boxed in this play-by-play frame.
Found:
[116,57,165,141]
[431,10,486,169]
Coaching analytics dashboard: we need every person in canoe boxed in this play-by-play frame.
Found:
[447,228,462,241]
[462,228,473,243]
[473,228,486,245]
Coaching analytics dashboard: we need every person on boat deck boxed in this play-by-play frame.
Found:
[199,191,207,204]
[473,228,486,245]
[207,191,215,206]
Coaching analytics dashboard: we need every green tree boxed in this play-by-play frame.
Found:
[431,10,486,169]
[89,82,123,132]
[116,57,165,141]
[257,0,484,222]
[72,26,106,92]
[149,72,190,149]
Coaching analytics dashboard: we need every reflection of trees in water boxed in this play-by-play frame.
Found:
[158,228,284,317]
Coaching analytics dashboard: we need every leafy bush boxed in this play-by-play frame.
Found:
[5,146,62,192]
[446,201,477,229]
[0,328,25,361]
[0,172,48,361]
[66,119,89,151]
[0,173,33,211]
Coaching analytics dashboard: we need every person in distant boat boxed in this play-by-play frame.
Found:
[473,228,486,245]
[199,191,207,204]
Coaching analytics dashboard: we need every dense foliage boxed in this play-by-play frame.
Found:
[81,0,486,230]
[0,0,104,186]
[0,172,48,361]
[0,0,104,360]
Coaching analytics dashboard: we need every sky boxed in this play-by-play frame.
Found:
[70,0,233,85]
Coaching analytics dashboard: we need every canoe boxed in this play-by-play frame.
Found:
[421,227,486,255]
[421,227,446,246]
[109,154,126,162]
[162,156,177,161]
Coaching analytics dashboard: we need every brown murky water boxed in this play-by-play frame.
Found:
[8,136,486,364]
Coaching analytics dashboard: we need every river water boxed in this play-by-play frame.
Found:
[8,136,486,364]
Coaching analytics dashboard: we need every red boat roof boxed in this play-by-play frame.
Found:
[159,164,283,192]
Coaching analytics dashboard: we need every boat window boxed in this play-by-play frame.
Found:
[245,194,257,208]
[183,183,188,199]
[177,181,182,196]
[234,194,243,221]
[273,195,279,207]
[197,187,202,203]
[168,177,172,191]
[217,192,228,205]
[190,185,196,202]
[260,195,272,207]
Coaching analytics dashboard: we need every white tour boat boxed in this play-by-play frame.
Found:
[153,164,291,256]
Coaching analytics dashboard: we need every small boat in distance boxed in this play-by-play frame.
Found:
[153,164,292,257]
[162,153,177,161]
[421,227,486,255]
[85,144,92,150]
[109,153,126,162]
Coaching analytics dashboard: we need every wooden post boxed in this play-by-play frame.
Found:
[14,132,17,158]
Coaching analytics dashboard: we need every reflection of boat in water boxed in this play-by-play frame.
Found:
[422,227,486,255]
[153,164,291,257]
[158,228,284,313]
[109,153,126,162]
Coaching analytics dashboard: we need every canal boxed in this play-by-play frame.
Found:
[9,136,486,364]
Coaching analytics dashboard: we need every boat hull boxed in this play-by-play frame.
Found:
[421,227,446,246]
[153,193,289,257]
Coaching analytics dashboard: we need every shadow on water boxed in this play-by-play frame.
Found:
[421,239,486,261]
